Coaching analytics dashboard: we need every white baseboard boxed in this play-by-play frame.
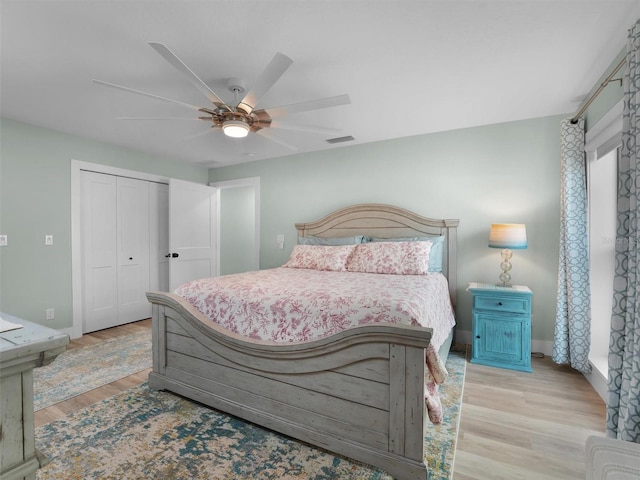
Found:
[531,338,555,357]
[583,361,608,402]
[59,323,83,340]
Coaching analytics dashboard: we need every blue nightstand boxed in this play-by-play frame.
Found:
[467,282,533,372]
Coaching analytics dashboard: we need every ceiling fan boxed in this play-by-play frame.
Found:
[93,43,350,150]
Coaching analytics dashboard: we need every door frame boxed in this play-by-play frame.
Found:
[209,177,261,273]
[69,159,171,339]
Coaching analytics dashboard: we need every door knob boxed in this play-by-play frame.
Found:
[129,257,133,260]
[171,253,179,258]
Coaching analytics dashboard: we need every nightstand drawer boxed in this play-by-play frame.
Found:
[474,296,529,313]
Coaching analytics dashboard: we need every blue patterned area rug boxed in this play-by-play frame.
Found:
[33,330,152,411]
[35,348,466,480]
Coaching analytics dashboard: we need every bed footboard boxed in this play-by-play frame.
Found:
[146,291,432,480]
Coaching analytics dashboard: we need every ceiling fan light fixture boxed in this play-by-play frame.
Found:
[222,119,250,138]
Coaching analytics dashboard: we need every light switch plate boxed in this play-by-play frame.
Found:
[0,235,7,246]
[45,235,54,246]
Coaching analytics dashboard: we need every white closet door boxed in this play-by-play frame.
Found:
[117,177,151,323]
[81,171,118,333]
[168,179,218,291]
[149,182,170,292]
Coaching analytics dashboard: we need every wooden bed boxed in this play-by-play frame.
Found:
[146,204,459,480]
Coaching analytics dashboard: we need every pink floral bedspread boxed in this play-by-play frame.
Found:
[174,267,456,423]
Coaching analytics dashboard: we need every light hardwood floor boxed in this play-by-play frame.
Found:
[455,356,605,479]
[34,319,152,428]
[35,320,605,479]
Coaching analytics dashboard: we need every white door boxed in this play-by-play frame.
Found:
[168,179,218,291]
[149,182,170,292]
[116,177,151,324]
[81,171,118,333]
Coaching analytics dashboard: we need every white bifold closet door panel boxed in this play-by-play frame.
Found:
[81,171,118,332]
[81,171,161,333]
[116,176,151,323]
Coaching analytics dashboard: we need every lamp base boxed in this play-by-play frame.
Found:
[498,249,513,287]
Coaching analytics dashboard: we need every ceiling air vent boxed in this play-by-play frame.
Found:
[325,135,355,144]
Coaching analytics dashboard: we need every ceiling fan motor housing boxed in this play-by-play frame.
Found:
[227,77,246,95]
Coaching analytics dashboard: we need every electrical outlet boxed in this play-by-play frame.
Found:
[45,235,54,246]
[0,235,7,246]
[46,308,55,320]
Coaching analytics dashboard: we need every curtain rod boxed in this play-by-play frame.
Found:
[570,56,626,123]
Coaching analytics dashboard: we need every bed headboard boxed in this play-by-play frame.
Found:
[295,204,459,307]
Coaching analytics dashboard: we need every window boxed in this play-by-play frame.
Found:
[588,147,618,375]
[585,99,623,377]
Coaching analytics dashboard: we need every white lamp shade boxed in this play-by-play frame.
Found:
[488,223,527,249]
[222,120,250,138]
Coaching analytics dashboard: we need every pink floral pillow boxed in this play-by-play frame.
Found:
[283,244,356,271]
[346,241,432,275]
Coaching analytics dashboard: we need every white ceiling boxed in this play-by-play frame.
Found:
[2,1,638,168]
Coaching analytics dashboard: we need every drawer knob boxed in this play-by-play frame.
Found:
[476,335,481,339]
[497,301,503,306]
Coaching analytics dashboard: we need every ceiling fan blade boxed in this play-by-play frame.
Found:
[116,116,208,121]
[237,52,293,115]
[148,42,229,110]
[256,129,298,151]
[183,127,217,141]
[263,94,351,118]
[269,120,341,136]
[93,79,204,111]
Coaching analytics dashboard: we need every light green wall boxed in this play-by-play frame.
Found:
[0,118,209,329]
[209,115,564,342]
[220,186,256,275]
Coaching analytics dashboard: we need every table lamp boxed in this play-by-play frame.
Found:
[488,223,527,286]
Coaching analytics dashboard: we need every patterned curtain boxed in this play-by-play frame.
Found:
[607,18,640,442]
[553,117,591,373]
